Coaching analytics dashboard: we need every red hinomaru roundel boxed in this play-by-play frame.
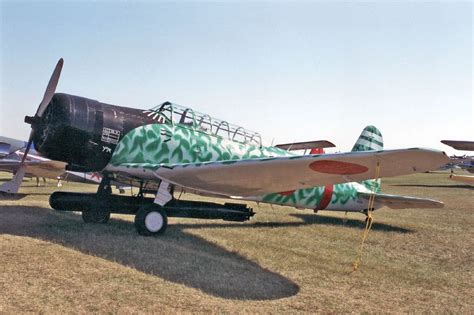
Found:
[309,160,369,175]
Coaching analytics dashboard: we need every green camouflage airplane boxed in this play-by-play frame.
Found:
[20,59,449,235]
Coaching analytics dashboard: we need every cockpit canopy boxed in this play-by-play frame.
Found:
[144,102,262,146]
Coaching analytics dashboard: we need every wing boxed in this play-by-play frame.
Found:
[358,192,444,209]
[275,140,335,151]
[108,148,449,197]
[24,160,67,178]
[0,158,66,179]
[441,140,474,151]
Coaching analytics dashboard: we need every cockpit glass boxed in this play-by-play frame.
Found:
[147,102,262,146]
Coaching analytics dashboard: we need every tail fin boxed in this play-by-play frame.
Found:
[352,126,383,192]
[351,125,383,152]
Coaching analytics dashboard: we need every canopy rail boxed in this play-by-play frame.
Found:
[147,102,262,146]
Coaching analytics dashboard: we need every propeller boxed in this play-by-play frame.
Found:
[22,58,64,164]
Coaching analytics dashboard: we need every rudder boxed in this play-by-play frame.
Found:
[351,125,383,152]
[352,126,383,192]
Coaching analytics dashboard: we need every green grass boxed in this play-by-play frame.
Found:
[0,171,472,313]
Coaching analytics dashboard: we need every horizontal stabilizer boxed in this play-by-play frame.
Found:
[275,140,335,151]
[359,192,444,209]
[441,140,474,151]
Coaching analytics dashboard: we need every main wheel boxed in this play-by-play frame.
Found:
[134,205,168,236]
[82,210,111,224]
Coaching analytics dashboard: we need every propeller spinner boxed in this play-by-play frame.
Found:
[23,58,64,163]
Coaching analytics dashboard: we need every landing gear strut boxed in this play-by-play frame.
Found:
[81,174,112,224]
[133,181,169,235]
[97,173,113,196]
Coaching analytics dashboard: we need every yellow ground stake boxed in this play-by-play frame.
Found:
[352,161,381,272]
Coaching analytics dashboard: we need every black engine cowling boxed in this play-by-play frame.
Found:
[32,93,155,172]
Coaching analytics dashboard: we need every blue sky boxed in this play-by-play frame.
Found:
[1,1,472,155]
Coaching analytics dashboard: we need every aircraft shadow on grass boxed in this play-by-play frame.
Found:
[0,206,412,300]
[0,205,299,301]
[292,213,413,233]
[174,213,413,234]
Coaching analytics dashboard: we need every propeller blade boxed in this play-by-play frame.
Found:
[20,130,34,164]
[36,58,64,117]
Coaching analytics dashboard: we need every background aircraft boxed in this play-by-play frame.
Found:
[0,136,26,157]
[20,59,449,235]
[441,140,474,185]
[0,136,106,193]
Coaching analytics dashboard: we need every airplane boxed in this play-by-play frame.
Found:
[17,59,449,235]
[447,155,474,173]
[0,136,106,193]
[441,140,474,185]
[0,136,27,157]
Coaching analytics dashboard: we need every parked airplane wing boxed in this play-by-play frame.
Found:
[0,158,66,179]
[275,140,335,151]
[0,157,42,172]
[441,140,474,151]
[23,160,68,178]
[358,192,444,209]
[110,148,449,197]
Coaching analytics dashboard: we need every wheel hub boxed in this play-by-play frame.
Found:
[144,211,163,232]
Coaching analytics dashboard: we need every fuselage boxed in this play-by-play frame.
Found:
[35,93,376,212]
[105,122,375,212]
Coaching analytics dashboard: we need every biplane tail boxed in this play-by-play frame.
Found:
[352,126,383,193]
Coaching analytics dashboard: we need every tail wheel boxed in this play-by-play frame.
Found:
[82,210,110,224]
[134,205,168,236]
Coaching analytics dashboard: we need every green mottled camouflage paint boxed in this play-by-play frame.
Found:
[260,182,360,209]
[110,123,292,166]
[109,121,383,210]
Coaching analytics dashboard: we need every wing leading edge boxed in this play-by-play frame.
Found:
[107,148,449,197]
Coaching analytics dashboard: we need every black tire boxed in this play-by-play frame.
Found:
[134,205,168,236]
[82,210,111,224]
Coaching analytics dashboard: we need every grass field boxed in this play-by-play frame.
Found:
[0,171,472,313]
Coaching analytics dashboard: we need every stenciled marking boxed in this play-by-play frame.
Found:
[101,127,121,145]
